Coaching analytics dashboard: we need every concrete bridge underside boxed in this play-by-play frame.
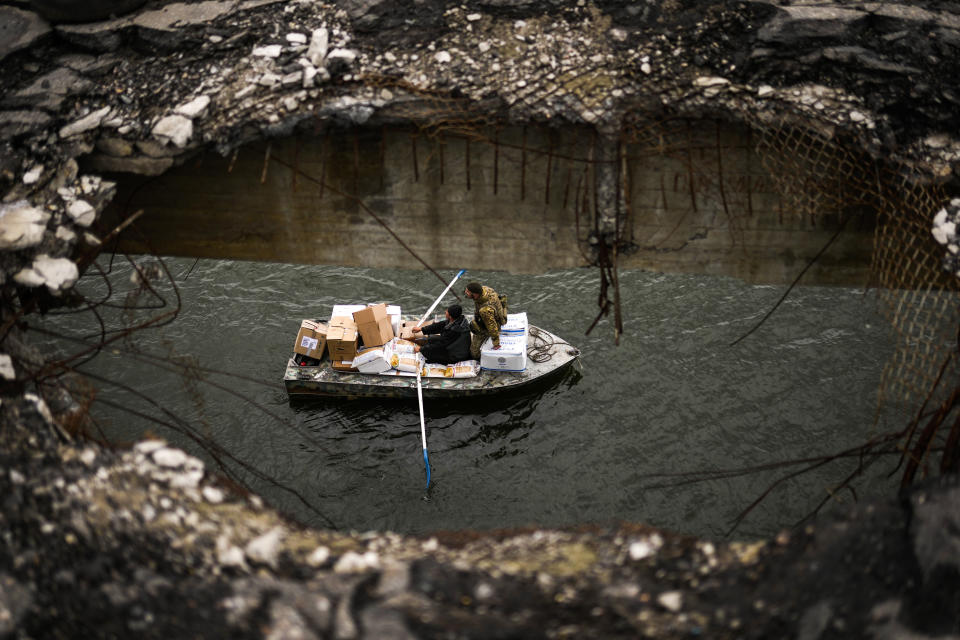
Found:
[98,122,876,284]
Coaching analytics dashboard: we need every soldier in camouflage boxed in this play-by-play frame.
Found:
[464,281,508,359]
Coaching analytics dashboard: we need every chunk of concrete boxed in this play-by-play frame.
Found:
[174,95,210,119]
[66,199,96,227]
[14,255,79,295]
[0,7,50,62]
[306,27,328,66]
[151,114,193,148]
[6,68,92,111]
[59,106,111,138]
[0,201,49,250]
[0,110,51,138]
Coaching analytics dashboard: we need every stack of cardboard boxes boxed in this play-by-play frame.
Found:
[293,306,529,376]
[293,303,400,371]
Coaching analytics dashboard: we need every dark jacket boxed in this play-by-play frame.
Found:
[420,315,472,364]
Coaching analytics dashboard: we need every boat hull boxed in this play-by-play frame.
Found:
[284,325,579,399]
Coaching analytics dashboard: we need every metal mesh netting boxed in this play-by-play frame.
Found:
[748,119,959,411]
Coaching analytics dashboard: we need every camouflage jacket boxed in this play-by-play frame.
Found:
[470,285,507,346]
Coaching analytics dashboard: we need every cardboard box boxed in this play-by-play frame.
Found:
[480,335,527,372]
[293,320,327,360]
[353,303,394,347]
[386,305,401,337]
[331,304,366,320]
[332,359,358,372]
[501,312,528,336]
[327,316,359,360]
[353,346,393,374]
[399,320,422,341]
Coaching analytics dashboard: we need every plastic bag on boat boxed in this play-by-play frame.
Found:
[449,360,479,378]
[393,352,424,373]
[354,344,394,374]
[421,364,449,378]
[391,337,418,354]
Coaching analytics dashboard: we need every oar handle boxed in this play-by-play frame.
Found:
[417,269,465,327]
[416,371,430,488]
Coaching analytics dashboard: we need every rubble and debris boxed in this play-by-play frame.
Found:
[1,0,959,636]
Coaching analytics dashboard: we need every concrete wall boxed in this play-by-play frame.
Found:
[99,122,876,284]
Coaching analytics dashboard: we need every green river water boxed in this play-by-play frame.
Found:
[36,257,903,540]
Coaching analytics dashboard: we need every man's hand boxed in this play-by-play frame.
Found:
[413,344,421,353]
[411,326,422,334]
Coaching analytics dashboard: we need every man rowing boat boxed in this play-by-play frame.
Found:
[411,304,472,364]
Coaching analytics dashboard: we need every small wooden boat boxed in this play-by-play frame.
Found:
[284,325,580,399]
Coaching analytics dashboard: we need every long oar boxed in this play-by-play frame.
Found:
[416,370,430,488]
[413,269,464,488]
[417,269,465,328]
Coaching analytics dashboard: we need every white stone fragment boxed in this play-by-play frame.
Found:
[175,95,211,119]
[286,32,307,45]
[302,64,317,88]
[252,44,282,58]
[245,526,285,568]
[281,71,302,86]
[258,72,281,87]
[234,85,256,100]
[933,226,948,245]
[629,540,654,560]
[629,533,664,560]
[10,469,25,484]
[80,448,96,466]
[466,13,481,21]
[23,165,43,185]
[134,439,166,455]
[66,199,96,227]
[151,114,193,148]
[383,51,396,63]
[25,392,55,425]
[849,110,866,122]
[694,76,729,88]
[170,469,204,489]
[152,447,188,468]
[0,354,15,381]
[658,591,683,612]
[203,486,224,503]
[218,536,247,568]
[434,50,451,64]
[59,106,111,138]
[307,546,330,567]
[925,134,949,149]
[142,503,156,522]
[326,48,356,67]
[0,201,49,250]
[478,41,491,53]
[306,27,329,66]
[934,208,948,227]
[334,550,380,573]
[15,255,79,294]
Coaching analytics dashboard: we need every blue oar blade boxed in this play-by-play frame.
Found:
[423,449,431,488]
